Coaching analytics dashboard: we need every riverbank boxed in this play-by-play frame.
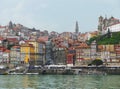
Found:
[5,66,120,75]
[0,64,120,75]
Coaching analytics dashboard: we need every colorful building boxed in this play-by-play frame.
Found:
[67,54,74,66]
[75,42,91,66]
[38,36,48,65]
[66,47,76,66]
[3,49,10,63]
[10,46,20,66]
[0,46,10,64]
[53,47,67,65]
[20,43,35,65]
[27,39,39,64]
[37,41,46,65]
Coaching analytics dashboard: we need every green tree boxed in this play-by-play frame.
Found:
[87,36,97,45]
[91,59,103,66]
[107,28,111,38]
[7,44,14,50]
[88,32,120,45]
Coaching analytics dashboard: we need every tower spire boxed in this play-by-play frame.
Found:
[75,21,79,34]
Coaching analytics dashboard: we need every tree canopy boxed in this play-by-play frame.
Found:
[91,59,103,66]
[88,32,120,45]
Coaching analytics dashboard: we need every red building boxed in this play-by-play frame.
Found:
[67,54,74,66]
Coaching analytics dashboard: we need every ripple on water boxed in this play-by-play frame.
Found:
[0,75,120,89]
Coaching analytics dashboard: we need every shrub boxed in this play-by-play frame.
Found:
[91,59,103,66]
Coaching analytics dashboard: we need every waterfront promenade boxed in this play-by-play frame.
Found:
[1,64,120,75]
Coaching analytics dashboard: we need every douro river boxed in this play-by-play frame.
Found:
[0,75,120,89]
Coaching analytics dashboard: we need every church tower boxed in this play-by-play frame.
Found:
[9,21,13,29]
[75,21,79,34]
[98,16,104,34]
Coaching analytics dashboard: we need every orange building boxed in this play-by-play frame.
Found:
[20,43,35,64]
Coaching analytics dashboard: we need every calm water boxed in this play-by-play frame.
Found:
[0,75,120,89]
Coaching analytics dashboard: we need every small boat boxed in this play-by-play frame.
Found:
[9,72,24,75]
[25,73,39,75]
[0,65,8,75]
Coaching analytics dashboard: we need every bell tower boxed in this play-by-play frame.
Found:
[75,21,79,34]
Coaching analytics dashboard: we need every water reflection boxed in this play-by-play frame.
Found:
[0,75,120,89]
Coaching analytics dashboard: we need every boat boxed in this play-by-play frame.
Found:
[0,65,8,75]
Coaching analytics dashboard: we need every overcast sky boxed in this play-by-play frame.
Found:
[0,0,120,33]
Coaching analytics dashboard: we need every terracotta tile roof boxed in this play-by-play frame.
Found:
[59,46,66,48]
[21,43,34,47]
[90,31,98,36]
[13,27,17,30]
[29,44,34,47]
[98,45,103,50]
[76,42,89,48]
[68,47,75,50]
[12,46,20,48]
[112,17,120,21]
[108,22,120,27]
[7,38,18,42]
[79,33,86,37]
[0,46,6,52]
[0,26,6,28]
[0,37,4,40]
[38,36,48,42]
[4,49,10,53]
[28,39,37,42]
[68,53,74,55]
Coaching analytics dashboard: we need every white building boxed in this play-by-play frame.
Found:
[3,50,10,63]
[105,23,120,33]
[0,26,6,36]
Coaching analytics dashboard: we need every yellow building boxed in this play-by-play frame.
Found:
[28,40,39,62]
[20,43,35,64]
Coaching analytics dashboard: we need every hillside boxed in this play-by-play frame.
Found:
[88,32,120,45]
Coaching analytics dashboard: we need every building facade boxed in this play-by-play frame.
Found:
[20,43,35,65]
[10,46,21,66]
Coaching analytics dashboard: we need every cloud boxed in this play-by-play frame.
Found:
[0,0,120,33]
[0,0,48,26]
[0,0,25,24]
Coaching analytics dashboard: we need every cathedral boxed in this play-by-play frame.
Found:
[98,16,120,35]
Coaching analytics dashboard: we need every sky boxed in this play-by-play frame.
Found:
[0,0,120,33]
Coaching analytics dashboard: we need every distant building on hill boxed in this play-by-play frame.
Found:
[98,16,120,35]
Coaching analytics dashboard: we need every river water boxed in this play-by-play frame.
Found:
[0,75,120,89]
